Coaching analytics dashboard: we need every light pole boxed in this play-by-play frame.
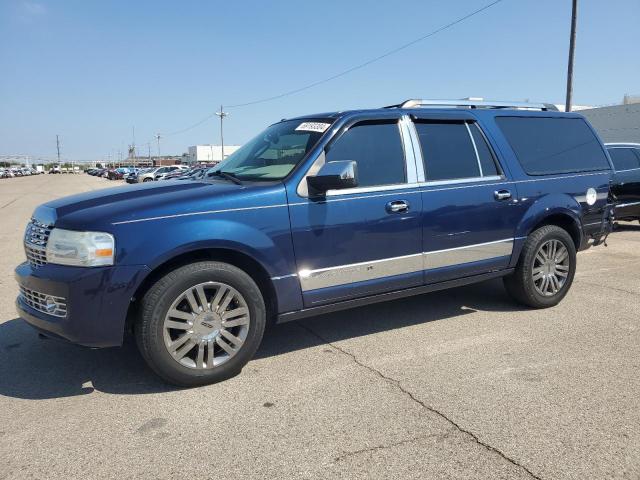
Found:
[565,0,578,112]
[155,133,161,165]
[215,105,228,162]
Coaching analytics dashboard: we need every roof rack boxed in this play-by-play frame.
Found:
[384,98,559,111]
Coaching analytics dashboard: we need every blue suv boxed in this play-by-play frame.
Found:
[15,99,614,386]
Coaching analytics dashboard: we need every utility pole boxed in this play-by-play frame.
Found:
[155,133,161,164]
[215,105,228,162]
[56,135,61,165]
[131,126,136,168]
[147,143,151,165]
[565,0,578,112]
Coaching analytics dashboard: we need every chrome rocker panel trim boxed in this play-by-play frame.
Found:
[298,238,515,292]
[278,269,515,323]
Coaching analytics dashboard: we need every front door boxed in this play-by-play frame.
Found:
[288,118,423,307]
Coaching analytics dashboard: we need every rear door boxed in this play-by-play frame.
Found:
[411,117,523,283]
[608,147,640,219]
[288,116,424,307]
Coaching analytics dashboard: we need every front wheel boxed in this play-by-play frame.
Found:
[503,225,577,308]
[143,177,152,182]
[135,261,266,387]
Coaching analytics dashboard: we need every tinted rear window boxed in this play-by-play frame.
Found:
[496,117,610,175]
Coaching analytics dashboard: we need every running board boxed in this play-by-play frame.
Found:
[276,269,514,323]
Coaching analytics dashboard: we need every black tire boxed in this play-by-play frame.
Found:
[503,225,577,309]
[135,261,266,387]
[143,177,152,182]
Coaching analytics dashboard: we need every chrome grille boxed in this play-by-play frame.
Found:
[19,286,67,317]
[24,219,53,267]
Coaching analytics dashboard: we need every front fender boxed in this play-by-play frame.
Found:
[112,209,303,314]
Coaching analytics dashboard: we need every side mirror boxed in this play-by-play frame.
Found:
[307,160,357,195]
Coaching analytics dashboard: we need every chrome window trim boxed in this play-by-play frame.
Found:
[405,116,425,182]
[399,115,419,184]
[326,182,420,196]
[418,175,503,188]
[465,121,483,177]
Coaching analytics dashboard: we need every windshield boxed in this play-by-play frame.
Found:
[206,119,333,181]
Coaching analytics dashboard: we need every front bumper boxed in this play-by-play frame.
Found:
[15,262,150,347]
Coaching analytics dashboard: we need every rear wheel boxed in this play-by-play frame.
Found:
[503,225,576,308]
[143,177,152,182]
[135,261,266,387]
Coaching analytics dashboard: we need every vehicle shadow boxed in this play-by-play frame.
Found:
[0,279,517,400]
[613,221,640,232]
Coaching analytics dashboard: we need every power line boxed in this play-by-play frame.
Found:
[226,0,505,108]
[152,0,506,139]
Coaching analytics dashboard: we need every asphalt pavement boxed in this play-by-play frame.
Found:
[0,174,638,479]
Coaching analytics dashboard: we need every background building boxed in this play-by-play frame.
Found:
[581,96,640,143]
[188,145,240,165]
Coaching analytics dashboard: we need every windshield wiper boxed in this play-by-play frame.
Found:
[210,170,243,185]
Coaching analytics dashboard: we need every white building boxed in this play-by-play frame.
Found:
[188,145,240,165]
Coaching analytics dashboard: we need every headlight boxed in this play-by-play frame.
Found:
[46,229,115,267]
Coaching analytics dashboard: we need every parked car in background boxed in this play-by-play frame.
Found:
[154,165,188,181]
[159,167,205,181]
[49,165,61,174]
[137,165,182,182]
[107,167,132,180]
[125,168,146,183]
[14,99,615,386]
[605,143,640,223]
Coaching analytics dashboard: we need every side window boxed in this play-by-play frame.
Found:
[496,116,611,175]
[469,123,500,176]
[608,148,640,171]
[414,121,480,181]
[326,121,406,188]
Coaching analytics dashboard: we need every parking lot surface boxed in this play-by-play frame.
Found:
[0,174,638,480]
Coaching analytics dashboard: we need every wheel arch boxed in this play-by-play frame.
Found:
[125,247,279,334]
[511,198,584,268]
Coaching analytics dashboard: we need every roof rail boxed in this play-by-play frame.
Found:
[384,99,559,111]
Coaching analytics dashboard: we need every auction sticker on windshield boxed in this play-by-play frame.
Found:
[295,122,331,133]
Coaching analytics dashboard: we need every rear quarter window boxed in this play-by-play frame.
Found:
[496,116,611,175]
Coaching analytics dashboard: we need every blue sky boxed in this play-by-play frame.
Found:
[1,0,638,161]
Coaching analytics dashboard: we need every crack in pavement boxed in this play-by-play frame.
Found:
[297,323,543,480]
[334,430,454,462]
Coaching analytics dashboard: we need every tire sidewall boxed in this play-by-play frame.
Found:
[140,262,266,386]
[520,226,577,308]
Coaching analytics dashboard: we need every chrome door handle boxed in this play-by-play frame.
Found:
[386,200,409,213]
[494,190,512,201]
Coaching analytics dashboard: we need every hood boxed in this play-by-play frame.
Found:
[34,179,284,231]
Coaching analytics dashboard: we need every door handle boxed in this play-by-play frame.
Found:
[494,189,512,201]
[386,200,409,213]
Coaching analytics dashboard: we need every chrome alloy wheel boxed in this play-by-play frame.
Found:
[162,282,250,369]
[532,239,570,297]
